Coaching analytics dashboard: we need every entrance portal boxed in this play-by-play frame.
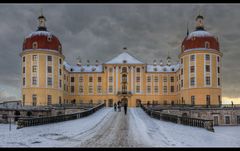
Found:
[121,97,128,106]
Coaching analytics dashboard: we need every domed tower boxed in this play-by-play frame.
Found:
[20,12,64,106]
[179,14,223,106]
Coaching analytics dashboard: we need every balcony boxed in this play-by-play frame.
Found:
[117,91,132,97]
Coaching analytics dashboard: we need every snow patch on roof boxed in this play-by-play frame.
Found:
[63,61,103,72]
[105,52,144,64]
[184,48,218,52]
[147,63,180,72]
[26,31,52,38]
[187,31,213,40]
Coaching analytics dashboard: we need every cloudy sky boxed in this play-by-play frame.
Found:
[0,4,239,104]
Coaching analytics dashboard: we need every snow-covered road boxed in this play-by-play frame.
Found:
[0,107,240,147]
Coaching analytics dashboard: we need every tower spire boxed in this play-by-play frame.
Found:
[187,22,189,36]
[37,8,47,31]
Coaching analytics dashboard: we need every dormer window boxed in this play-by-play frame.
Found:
[32,42,38,49]
[182,45,185,51]
[205,41,210,48]
[70,68,73,72]
[58,45,62,52]
[123,60,127,63]
[47,35,52,42]
[81,68,84,72]
[92,67,96,71]
[163,68,167,71]
[171,68,174,72]
[154,67,157,71]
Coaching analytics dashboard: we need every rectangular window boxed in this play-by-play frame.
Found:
[32,55,37,61]
[190,55,195,61]
[136,85,140,93]
[59,69,62,75]
[108,85,113,93]
[170,77,174,82]
[47,56,52,61]
[181,69,183,75]
[22,95,25,106]
[225,116,230,124]
[47,66,52,73]
[71,86,74,93]
[98,77,102,83]
[206,95,211,105]
[218,78,220,86]
[23,67,25,73]
[59,80,62,88]
[190,66,195,73]
[181,58,183,64]
[217,56,220,62]
[154,86,158,93]
[205,54,210,61]
[237,116,240,125]
[147,86,151,93]
[136,68,140,72]
[163,77,167,82]
[171,86,174,92]
[218,67,220,73]
[23,77,25,86]
[181,80,183,88]
[136,76,140,82]
[163,86,167,93]
[79,86,84,93]
[79,76,83,83]
[59,58,62,64]
[109,68,113,72]
[71,77,75,82]
[109,76,113,82]
[191,96,195,105]
[47,77,52,86]
[59,96,62,104]
[97,85,102,93]
[32,94,37,106]
[47,95,52,105]
[147,76,151,82]
[23,56,25,62]
[191,77,195,86]
[32,65,37,73]
[206,65,210,72]
[206,76,211,85]
[154,76,158,82]
[32,77,37,85]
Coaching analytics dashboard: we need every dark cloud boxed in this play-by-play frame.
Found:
[0,4,239,101]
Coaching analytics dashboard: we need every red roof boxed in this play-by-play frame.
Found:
[22,31,62,53]
[181,30,219,53]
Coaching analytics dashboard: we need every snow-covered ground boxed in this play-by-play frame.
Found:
[0,108,240,147]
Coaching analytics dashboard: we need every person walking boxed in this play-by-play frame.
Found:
[114,102,117,111]
[124,102,127,115]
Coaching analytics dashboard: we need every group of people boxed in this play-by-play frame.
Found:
[114,100,128,115]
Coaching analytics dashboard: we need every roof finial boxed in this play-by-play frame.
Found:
[187,22,189,36]
[37,8,47,31]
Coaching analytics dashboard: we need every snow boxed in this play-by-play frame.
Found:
[25,31,52,38]
[105,52,144,64]
[187,30,213,40]
[184,48,218,52]
[0,108,240,147]
[147,64,180,72]
[63,61,103,73]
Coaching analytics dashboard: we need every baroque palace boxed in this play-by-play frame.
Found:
[20,13,223,107]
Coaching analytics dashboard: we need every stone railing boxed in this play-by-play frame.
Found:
[17,103,105,129]
[141,104,214,132]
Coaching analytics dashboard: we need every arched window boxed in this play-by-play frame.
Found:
[32,42,38,49]
[122,67,127,73]
[205,41,210,48]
